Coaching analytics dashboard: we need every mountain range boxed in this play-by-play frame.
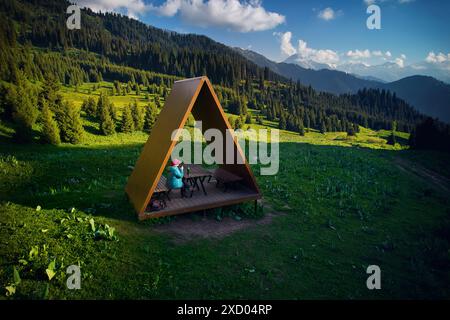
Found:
[236,48,450,123]
[283,53,450,84]
[337,61,450,84]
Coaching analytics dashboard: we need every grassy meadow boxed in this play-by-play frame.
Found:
[1,82,449,299]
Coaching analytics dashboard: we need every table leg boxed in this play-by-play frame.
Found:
[199,176,207,195]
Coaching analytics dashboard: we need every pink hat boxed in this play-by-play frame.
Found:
[171,159,181,166]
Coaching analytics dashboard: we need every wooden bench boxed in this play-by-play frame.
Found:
[210,168,243,192]
[152,176,170,206]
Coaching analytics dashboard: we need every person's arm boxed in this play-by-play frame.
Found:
[172,167,183,178]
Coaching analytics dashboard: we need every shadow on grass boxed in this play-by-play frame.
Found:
[1,135,422,223]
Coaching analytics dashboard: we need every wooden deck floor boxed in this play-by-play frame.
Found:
[143,182,261,219]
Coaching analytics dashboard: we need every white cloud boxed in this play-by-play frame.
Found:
[154,0,182,16]
[347,49,371,59]
[317,7,336,21]
[372,50,383,57]
[426,52,450,63]
[275,31,297,57]
[400,53,407,60]
[297,39,339,65]
[395,57,405,68]
[73,0,147,19]
[149,0,285,32]
[347,49,394,61]
[275,32,339,66]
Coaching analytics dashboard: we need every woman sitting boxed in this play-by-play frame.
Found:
[166,159,191,197]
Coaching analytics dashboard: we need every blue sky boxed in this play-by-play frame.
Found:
[74,0,450,66]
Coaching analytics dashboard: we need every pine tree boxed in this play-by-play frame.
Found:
[8,73,39,143]
[387,121,397,145]
[120,105,135,133]
[234,116,243,130]
[40,101,60,145]
[279,112,287,130]
[143,103,157,133]
[131,101,144,131]
[58,101,84,144]
[135,84,141,95]
[347,126,356,136]
[98,93,116,135]
[255,115,264,125]
[320,121,327,134]
[40,74,61,111]
[155,96,161,108]
[228,116,235,129]
[81,96,97,118]
[299,123,305,136]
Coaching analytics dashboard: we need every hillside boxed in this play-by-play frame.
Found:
[0,0,426,134]
[381,76,450,123]
[0,0,280,87]
[237,48,450,123]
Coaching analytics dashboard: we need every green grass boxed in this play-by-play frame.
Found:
[1,83,449,299]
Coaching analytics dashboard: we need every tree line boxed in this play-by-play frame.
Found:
[0,72,159,144]
[0,0,429,141]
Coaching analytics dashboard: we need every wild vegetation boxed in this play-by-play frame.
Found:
[1,0,449,300]
[1,107,450,298]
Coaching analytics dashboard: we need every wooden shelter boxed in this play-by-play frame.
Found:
[125,76,261,220]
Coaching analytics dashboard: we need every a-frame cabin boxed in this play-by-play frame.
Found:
[125,76,261,220]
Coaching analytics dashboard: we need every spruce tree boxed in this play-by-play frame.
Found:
[320,121,327,134]
[120,105,135,133]
[97,93,116,135]
[347,126,356,136]
[40,101,60,145]
[131,101,144,131]
[99,105,115,136]
[279,112,287,130]
[155,96,161,109]
[299,123,305,136]
[228,116,235,129]
[135,84,141,95]
[58,101,84,144]
[81,97,97,118]
[40,74,61,111]
[143,103,157,133]
[234,116,243,130]
[387,121,397,145]
[9,73,39,143]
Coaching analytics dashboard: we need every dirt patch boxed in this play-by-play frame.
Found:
[153,202,286,244]
[395,157,450,193]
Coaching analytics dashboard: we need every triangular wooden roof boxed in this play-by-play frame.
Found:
[125,76,261,219]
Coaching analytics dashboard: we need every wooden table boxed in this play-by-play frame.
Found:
[210,168,243,192]
[183,164,212,196]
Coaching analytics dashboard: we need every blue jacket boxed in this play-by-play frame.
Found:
[167,166,184,189]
